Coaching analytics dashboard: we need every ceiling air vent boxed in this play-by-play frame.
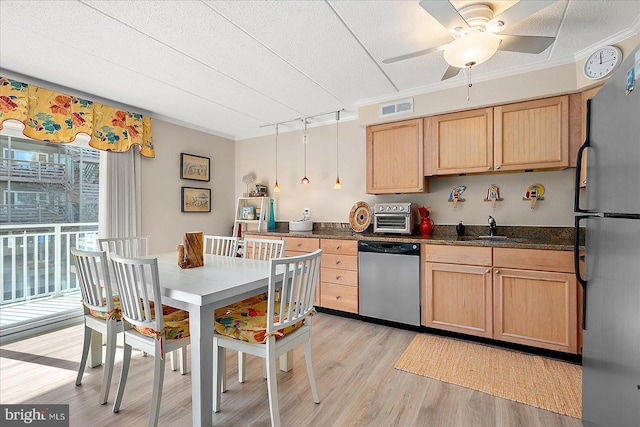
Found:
[379,98,413,118]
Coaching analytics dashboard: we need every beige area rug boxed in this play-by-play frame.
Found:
[394,334,582,419]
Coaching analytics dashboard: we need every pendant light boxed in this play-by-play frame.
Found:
[301,118,310,185]
[273,123,280,192]
[334,111,341,189]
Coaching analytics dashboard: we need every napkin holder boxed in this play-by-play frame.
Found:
[177,231,204,268]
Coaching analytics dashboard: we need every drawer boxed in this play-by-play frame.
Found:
[283,237,319,253]
[243,234,281,241]
[285,250,311,258]
[321,239,357,256]
[493,248,574,273]
[321,267,358,287]
[321,282,358,313]
[322,253,358,271]
[422,244,492,266]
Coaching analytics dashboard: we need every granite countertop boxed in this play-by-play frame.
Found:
[254,223,583,251]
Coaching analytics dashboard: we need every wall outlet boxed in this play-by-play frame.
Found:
[303,208,310,218]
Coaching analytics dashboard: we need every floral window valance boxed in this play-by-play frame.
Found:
[0,77,154,158]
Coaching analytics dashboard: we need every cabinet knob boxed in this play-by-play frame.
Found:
[336,295,341,300]
[496,165,501,170]
[335,260,341,265]
[297,243,302,247]
[336,275,341,280]
[583,180,587,185]
[487,166,491,170]
[495,270,500,274]
[336,245,341,249]
[485,269,490,273]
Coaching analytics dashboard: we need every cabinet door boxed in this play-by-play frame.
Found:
[422,262,493,338]
[424,108,494,175]
[366,119,425,194]
[494,96,569,171]
[493,268,578,353]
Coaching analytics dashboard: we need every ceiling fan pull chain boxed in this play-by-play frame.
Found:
[467,67,472,101]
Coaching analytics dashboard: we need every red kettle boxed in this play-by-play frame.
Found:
[418,206,434,235]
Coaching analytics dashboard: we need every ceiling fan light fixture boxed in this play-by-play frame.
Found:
[444,31,500,69]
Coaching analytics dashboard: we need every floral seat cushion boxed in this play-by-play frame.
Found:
[88,294,122,321]
[132,305,190,340]
[215,293,304,344]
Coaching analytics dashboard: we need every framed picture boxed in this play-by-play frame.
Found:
[181,187,211,213]
[180,153,210,182]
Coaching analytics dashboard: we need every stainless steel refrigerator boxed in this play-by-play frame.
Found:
[574,43,640,427]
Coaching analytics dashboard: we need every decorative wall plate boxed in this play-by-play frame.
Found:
[448,185,466,208]
[349,201,371,233]
[523,183,545,208]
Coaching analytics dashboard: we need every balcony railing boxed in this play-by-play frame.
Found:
[1,222,98,305]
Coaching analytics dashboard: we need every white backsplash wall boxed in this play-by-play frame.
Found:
[235,120,577,227]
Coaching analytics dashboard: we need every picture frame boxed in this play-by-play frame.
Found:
[180,153,210,182]
[181,187,211,213]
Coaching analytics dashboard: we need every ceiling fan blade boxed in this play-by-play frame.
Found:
[419,0,469,31]
[497,35,555,54]
[441,65,461,81]
[382,45,444,64]
[487,0,555,32]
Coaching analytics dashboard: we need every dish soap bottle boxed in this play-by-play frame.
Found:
[456,221,465,237]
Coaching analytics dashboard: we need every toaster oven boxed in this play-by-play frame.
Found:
[372,203,418,234]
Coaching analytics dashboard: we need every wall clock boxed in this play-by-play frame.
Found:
[583,45,622,79]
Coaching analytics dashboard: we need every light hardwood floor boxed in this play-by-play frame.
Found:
[0,313,584,426]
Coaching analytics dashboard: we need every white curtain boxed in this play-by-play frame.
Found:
[98,150,141,239]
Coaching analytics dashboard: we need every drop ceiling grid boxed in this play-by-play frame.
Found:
[208,0,397,106]
[85,0,341,118]
[550,1,640,57]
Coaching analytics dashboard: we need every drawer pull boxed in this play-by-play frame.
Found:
[485,269,490,273]
[335,245,341,250]
[487,166,491,171]
[335,260,341,265]
[336,295,341,300]
[335,275,341,280]
[297,243,302,247]
[495,270,500,274]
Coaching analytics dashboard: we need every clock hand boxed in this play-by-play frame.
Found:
[599,51,602,64]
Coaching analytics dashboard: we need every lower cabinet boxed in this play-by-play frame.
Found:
[283,237,321,305]
[422,245,493,338]
[422,245,580,353]
[493,248,578,353]
[320,239,358,314]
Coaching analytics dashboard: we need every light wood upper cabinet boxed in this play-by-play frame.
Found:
[569,86,603,187]
[424,108,493,175]
[494,96,569,171]
[366,119,427,194]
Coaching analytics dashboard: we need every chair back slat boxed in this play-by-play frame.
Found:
[110,253,163,332]
[267,249,321,333]
[204,235,238,257]
[98,236,150,258]
[243,238,285,261]
[71,248,113,313]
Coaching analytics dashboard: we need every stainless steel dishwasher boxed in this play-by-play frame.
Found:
[358,241,421,326]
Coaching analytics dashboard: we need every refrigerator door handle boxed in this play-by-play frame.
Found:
[574,99,591,213]
[575,214,597,329]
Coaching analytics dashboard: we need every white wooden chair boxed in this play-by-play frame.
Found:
[110,254,191,427]
[72,248,120,405]
[204,235,238,257]
[98,235,150,257]
[98,235,186,373]
[242,237,285,261]
[229,237,286,385]
[213,249,322,427]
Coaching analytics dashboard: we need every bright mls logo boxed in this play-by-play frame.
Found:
[1,405,69,426]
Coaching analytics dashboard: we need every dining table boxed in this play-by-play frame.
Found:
[153,252,287,427]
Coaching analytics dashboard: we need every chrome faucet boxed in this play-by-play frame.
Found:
[488,216,497,236]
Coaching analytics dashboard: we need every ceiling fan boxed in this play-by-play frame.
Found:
[383,0,557,80]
